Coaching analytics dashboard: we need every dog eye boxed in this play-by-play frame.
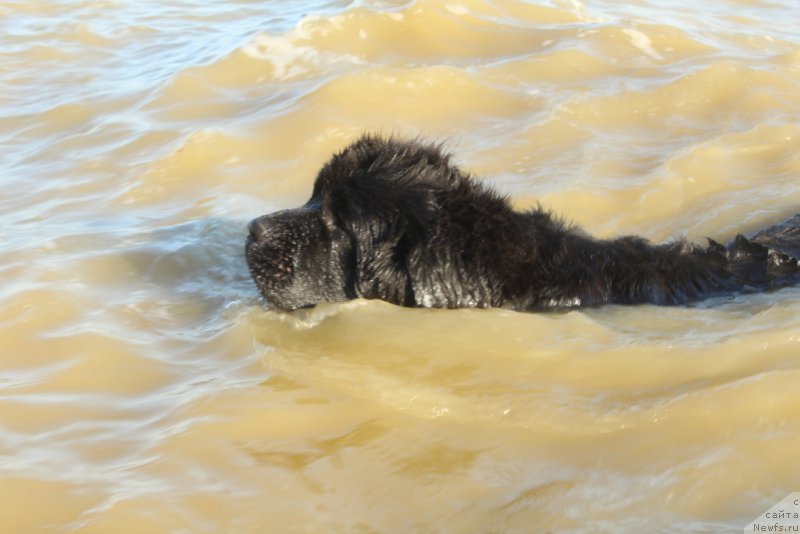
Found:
[317,204,338,230]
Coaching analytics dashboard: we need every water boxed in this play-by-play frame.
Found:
[1,1,799,531]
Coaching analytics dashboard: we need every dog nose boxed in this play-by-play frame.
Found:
[248,218,266,240]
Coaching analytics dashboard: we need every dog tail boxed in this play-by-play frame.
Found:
[722,214,800,291]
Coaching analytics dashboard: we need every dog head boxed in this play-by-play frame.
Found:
[246,135,467,310]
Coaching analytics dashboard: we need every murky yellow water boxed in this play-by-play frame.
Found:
[2,0,800,531]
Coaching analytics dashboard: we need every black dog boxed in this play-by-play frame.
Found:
[245,135,800,311]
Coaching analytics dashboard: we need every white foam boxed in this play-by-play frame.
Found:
[622,28,664,61]
[241,15,364,80]
[445,4,469,15]
[242,34,314,79]
[566,0,606,23]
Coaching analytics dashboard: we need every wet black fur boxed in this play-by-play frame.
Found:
[245,135,800,311]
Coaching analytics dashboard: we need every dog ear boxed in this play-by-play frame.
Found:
[316,165,440,246]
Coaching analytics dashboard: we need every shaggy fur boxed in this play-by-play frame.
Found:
[245,135,800,311]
